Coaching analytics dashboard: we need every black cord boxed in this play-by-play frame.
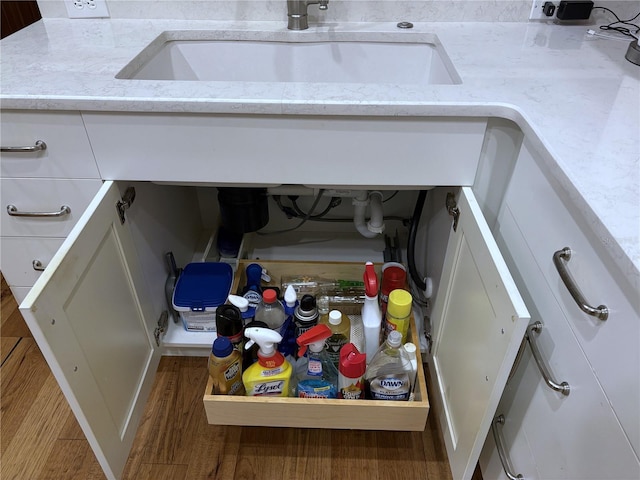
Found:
[383,190,400,203]
[291,196,340,218]
[257,189,325,235]
[593,7,640,39]
[407,190,427,292]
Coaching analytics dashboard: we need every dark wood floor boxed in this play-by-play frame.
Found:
[1,273,478,479]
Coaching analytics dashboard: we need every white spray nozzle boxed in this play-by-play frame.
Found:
[244,327,282,356]
[228,294,249,312]
[284,284,297,308]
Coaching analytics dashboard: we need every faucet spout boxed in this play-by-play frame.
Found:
[287,0,329,30]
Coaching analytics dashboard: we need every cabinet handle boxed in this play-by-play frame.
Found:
[1,140,47,153]
[491,415,524,480]
[553,247,608,320]
[7,204,71,217]
[526,322,570,396]
[32,260,45,271]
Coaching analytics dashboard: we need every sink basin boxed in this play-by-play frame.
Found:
[117,31,461,85]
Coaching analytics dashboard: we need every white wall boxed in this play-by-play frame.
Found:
[37,0,639,23]
[36,0,530,21]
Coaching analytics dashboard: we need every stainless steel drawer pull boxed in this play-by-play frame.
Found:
[1,140,47,153]
[7,204,71,217]
[553,247,609,320]
[491,415,524,480]
[32,260,45,271]
[526,322,570,396]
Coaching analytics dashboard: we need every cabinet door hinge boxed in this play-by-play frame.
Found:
[446,192,460,232]
[116,186,136,225]
[154,310,169,347]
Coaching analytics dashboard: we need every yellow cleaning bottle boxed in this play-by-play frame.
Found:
[242,327,292,397]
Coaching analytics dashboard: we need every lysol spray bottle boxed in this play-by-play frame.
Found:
[242,327,292,397]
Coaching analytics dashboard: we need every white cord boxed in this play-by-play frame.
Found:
[587,29,638,41]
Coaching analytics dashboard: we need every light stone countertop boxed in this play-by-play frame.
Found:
[1,18,638,289]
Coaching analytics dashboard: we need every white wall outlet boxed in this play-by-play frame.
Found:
[64,0,110,18]
[529,0,555,20]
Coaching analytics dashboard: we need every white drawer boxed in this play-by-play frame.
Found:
[1,178,103,237]
[1,110,101,179]
[82,112,487,185]
[499,139,640,458]
[0,237,64,287]
[486,200,640,479]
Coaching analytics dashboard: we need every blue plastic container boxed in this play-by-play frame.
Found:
[172,262,233,332]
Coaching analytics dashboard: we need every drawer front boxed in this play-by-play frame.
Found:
[1,110,101,179]
[0,237,64,287]
[484,202,640,479]
[1,178,103,237]
[83,112,487,186]
[502,139,640,456]
[203,260,430,431]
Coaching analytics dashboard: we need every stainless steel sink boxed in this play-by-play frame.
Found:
[117,31,461,85]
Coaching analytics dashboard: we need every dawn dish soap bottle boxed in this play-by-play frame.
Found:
[295,324,338,399]
[364,330,412,401]
[242,327,292,397]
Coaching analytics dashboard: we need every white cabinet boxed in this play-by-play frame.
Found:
[479,138,640,479]
[4,109,635,480]
[0,111,103,297]
[19,176,528,480]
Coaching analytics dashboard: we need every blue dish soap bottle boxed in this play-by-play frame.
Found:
[295,324,338,398]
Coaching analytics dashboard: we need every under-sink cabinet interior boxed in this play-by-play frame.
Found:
[1,111,637,480]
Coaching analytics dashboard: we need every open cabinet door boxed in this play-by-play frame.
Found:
[429,187,529,480]
[20,181,161,480]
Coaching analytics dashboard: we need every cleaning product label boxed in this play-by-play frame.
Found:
[307,358,323,376]
[297,380,337,398]
[338,379,364,400]
[368,373,411,401]
[243,290,262,308]
[325,333,348,366]
[250,380,286,396]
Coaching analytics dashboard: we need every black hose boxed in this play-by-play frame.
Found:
[408,190,428,292]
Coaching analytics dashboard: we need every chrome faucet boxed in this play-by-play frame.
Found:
[287,0,328,30]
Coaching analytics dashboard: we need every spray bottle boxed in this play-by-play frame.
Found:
[278,285,298,359]
[295,324,338,398]
[242,327,292,397]
[362,262,383,364]
[228,294,255,326]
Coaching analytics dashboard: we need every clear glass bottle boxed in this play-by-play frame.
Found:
[254,288,286,332]
[364,330,412,401]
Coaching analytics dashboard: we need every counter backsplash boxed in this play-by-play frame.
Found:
[36,0,638,23]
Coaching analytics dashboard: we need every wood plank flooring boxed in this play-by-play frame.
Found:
[1,274,473,480]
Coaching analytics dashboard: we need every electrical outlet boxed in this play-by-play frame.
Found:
[64,0,110,18]
[529,0,554,20]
